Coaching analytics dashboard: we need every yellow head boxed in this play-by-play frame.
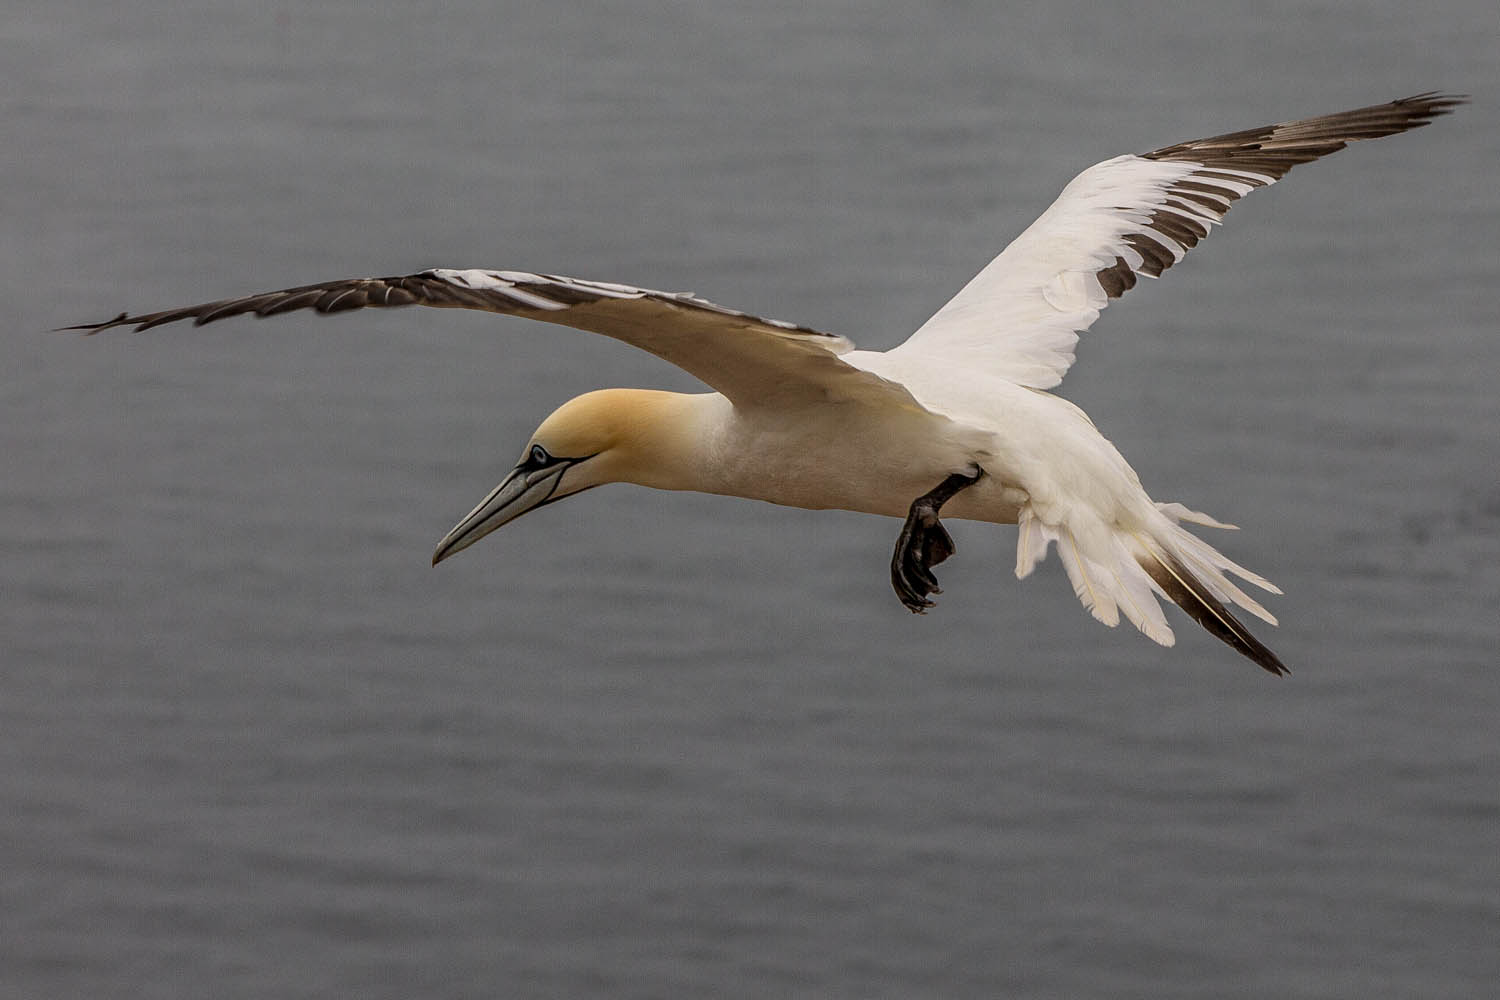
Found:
[431,388,708,564]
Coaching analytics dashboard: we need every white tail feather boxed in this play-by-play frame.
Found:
[1108,533,1173,641]
[1015,507,1060,580]
[1155,501,1238,531]
[1162,511,1280,590]
[1168,533,1279,624]
[1058,530,1118,628]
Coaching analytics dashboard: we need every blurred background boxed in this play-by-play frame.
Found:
[4,2,1497,997]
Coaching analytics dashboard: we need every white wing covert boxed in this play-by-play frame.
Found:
[893,93,1464,389]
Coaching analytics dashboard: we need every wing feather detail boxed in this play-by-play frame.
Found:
[894,93,1465,389]
[61,268,930,410]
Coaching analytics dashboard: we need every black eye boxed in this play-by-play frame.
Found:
[528,444,550,467]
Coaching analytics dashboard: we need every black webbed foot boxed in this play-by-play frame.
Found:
[891,509,955,612]
[890,468,983,613]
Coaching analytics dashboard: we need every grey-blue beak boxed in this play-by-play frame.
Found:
[431,463,571,565]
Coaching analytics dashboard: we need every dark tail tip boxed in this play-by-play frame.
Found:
[1142,553,1290,676]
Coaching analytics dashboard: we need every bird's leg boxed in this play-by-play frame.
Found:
[891,467,984,613]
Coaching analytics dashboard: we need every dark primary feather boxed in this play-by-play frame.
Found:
[1142,91,1467,174]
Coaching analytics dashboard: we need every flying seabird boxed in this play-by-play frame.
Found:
[68,93,1467,675]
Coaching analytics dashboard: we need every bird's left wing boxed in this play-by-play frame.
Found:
[892,93,1465,389]
[66,268,920,410]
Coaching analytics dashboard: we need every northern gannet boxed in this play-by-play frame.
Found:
[69,93,1466,675]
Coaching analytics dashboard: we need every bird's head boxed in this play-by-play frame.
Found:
[431,388,706,565]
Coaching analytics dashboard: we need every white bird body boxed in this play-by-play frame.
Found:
[70,93,1466,675]
[701,382,1002,519]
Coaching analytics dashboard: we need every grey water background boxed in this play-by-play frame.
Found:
[4,2,1498,997]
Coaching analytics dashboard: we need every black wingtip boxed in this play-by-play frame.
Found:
[1396,91,1469,106]
[1393,92,1470,123]
[54,312,129,334]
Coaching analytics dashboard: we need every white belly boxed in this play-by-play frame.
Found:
[705,397,1026,523]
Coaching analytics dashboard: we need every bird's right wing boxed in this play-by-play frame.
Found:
[65,268,927,413]
[891,93,1465,389]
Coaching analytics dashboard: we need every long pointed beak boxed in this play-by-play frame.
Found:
[431,463,570,566]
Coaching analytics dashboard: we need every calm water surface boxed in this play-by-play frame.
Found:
[4,3,1498,998]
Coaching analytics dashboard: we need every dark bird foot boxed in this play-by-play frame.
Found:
[890,468,983,613]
